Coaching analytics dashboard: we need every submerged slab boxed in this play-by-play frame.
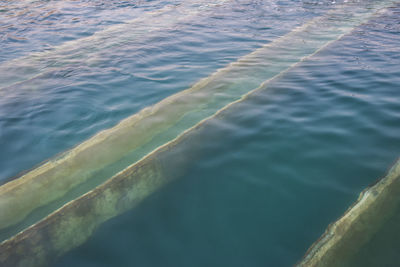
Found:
[0,127,190,266]
[298,158,400,267]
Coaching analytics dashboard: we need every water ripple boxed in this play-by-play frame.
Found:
[55,5,400,266]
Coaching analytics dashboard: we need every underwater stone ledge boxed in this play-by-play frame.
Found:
[0,125,198,267]
[298,158,400,267]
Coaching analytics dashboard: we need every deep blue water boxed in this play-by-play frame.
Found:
[0,0,399,266]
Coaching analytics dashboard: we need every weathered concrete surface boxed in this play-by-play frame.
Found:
[0,122,199,267]
[298,159,400,267]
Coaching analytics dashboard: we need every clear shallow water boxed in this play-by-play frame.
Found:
[0,0,399,266]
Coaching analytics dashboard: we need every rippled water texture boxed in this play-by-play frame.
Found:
[0,0,399,266]
[0,0,327,183]
[55,5,400,266]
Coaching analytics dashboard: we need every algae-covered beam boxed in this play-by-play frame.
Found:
[0,111,215,266]
[298,158,400,267]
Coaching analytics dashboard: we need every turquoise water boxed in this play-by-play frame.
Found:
[0,0,322,182]
[1,0,399,266]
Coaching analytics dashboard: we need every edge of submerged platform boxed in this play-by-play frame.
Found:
[298,158,400,267]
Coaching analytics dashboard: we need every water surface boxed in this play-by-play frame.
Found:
[0,0,399,266]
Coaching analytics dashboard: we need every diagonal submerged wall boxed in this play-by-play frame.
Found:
[298,158,400,267]
[0,1,399,265]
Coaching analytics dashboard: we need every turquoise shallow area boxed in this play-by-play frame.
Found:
[1,0,399,266]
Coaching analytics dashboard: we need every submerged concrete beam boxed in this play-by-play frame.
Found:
[298,158,400,267]
[0,107,213,266]
[0,130,184,266]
